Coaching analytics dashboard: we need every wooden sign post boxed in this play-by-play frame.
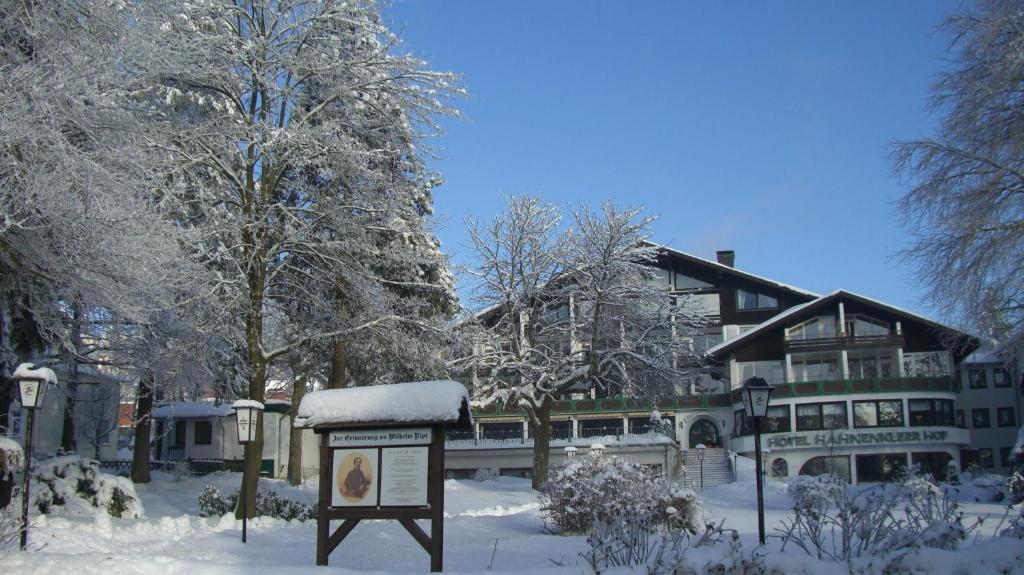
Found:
[315,423,446,571]
[295,380,472,573]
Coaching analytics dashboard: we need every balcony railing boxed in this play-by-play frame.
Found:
[784,332,905,352]
[471,376,957,420]
[444,428,675,449]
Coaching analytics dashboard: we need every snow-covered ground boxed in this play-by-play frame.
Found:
[1,461,1021,574]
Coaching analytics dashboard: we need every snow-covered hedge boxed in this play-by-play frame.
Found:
[540,453,702,535]
[197,484,315,521]
[25,456,143,518]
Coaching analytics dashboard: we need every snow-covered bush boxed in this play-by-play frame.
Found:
[778,473,976,562]
[0,506,19,552]
[541,453,702,535]
[198,485,315,521]
[0,437,24,474]
[473,468,498,482]
[24,456,143,518]
[198,485,230,518]
[1008,471,1023,504]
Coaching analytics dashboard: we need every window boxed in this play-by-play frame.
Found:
[911,452,952,481]
[908,399,954,427]
[676,274,713,291]
[994,369,1011,388]
[972,408,990,428]
[765,405,791,433]
[787,316,836,341]
[771,458,789,478]
[7,405,22,438]
[968,369,987,389]
[844,314,889,338]
[194,421,212,445]
[997,407,1016,427]
[847,350,895,379]
[480,422,522,440]
[629,416,674,436]
[173,421,187,447]
[856,454,908,483]
[737,361,785,385]
[790,352,842,382]
[736,288,778,310]
[798,456,851,482]
[734,410,750,436]
[579,418,623,438]
[853,400,904,428]
[903,352,952,377]
[796,402,847,431]
[977,448,994,469]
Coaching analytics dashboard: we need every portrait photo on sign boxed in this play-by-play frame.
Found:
[332,448,379,507]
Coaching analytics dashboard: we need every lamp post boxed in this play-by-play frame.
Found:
[232,399,264,544]
[695,443,706,490]
[741,376,774,546]
[590,443,605,457]
[564,446,577,460]
[12,363,55,551]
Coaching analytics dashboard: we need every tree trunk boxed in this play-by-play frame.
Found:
[529,399,552,490]
[287,370,307,486]
[329,339,348,389]
[130,372,155,483]
[236,261,267,519]
[61,301,83,453]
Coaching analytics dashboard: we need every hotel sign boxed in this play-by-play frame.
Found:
[766,429,950,450]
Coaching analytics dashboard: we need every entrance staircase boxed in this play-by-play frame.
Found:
[680,448,734,489]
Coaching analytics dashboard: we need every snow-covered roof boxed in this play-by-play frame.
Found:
[231,399,264,411]
[470,241,819,321]
[152,401,235,419]
[646,242,819,298]
[706,289,974,358]
[294,380,472,429]
[11,363,58,384]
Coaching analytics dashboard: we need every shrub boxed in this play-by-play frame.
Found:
[21,456,143,518]
[198,485,315,521]
[777,473,978,562]
[198,485,229,517]
[540,453,702,535]
[1007,471,1023,505]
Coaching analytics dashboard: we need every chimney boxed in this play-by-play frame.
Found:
[716,250,735,268]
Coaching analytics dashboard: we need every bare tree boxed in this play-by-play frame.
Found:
[893,0,1024,361]
[459,195,707,488]
[122,0,462,517]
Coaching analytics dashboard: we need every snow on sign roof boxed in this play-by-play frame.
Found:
[294,380,472,429]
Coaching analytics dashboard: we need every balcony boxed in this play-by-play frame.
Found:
[444,427,675,450]
[470,376,957,420]
[784,332,904,352]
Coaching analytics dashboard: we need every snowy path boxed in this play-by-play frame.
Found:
[1,466,1021,574]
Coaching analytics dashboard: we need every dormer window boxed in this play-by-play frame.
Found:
[736,288,778,310]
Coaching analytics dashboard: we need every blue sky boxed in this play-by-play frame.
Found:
[383,1,961,314]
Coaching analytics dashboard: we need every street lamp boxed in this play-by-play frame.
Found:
[564,446,577,460]
[12,362,56,551]
[590,443,605,457]
[696,443,706,490]
[741,376,774,546]
[232,399,264,544]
